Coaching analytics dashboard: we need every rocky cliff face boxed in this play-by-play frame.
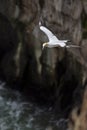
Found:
[0,0,87,121]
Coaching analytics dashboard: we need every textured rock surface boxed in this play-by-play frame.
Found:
[0,13,28,87]
[0,0,87,119]
[62,0,82,19]
[68,88,87,130]
[82,0,87,14]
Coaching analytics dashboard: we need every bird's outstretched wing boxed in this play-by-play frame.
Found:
[40,26,59,42]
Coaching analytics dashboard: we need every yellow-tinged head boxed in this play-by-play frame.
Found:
[42,42,48,49]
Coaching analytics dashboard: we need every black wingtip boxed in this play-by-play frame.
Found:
[68,40,71,42]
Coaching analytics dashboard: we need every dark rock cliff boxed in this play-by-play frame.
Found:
[0,0,87,121]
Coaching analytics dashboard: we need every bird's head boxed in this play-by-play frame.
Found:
[42,42,48,49]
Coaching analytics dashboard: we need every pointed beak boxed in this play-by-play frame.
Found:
[42,44,45,50]
[42,46,44,50]
[42,43,47,50]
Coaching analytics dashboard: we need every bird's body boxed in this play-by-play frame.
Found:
[39,24,80,49]
[44,41,66,48]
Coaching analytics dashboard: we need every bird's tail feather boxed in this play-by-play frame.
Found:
[66,45,81,48]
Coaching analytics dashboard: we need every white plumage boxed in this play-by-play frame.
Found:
[39,23,80,49]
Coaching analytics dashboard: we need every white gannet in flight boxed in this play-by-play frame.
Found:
[39,23,80,49]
